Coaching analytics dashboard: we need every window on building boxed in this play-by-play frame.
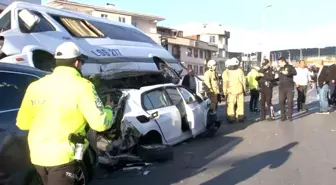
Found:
[50,15,104,38]
[199,50,204,59]
[0,11,11,33]
[199,66,204,75]
[187,48,192,57]
[194,49,199,58]
[212,52,217,56]
[225,38,228,45]
[101,14,108,19]
[118,16,126,23]
[209,36,216,43]
[19,11,55,33]
[172,45,181,59]
[89,21,156,44]
[193,65,198,75]
[187,64,192,70]
[132,21,137,27]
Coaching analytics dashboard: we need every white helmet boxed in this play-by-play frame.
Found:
[55,42,82,59]
[231,57,239,65]
[207,60,217,67]
[225,59,233,66]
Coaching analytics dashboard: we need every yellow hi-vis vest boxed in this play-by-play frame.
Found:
[16,66,113,167]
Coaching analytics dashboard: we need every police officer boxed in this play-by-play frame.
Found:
[247,66,261,112]
[204,60,220,113]
[222,58,246,123]
[277,57,297,121]
[16,42,114,185]
[257,59,276,121]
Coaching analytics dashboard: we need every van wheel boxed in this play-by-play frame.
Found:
[32,50,55,72]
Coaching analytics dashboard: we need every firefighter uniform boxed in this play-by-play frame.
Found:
[204,60,220,112]
[256,59,276,121]
[222,58,246,123]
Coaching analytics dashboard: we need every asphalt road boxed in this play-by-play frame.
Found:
[92,86,336,185]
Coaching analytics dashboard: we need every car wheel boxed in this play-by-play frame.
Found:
[76,161,89,185]
[137,144,173,162]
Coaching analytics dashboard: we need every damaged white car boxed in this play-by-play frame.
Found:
[86,70,221,166]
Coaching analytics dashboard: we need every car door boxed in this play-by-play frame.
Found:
[0,70,39,177]
[142,88,182,144]
[178,87,207,137]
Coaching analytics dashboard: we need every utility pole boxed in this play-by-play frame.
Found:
[300,49,303,60]
[261,4,272,60]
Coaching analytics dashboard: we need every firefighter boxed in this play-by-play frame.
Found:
[222,58,246,123]
[256,59,276,121]
[204,60,220,113]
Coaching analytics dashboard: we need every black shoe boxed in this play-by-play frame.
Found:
[254,109,260,112]
[281,117,287,121]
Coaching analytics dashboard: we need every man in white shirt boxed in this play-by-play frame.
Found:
[294,60,311,112]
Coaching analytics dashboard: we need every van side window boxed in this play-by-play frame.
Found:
[89,21,156,44]
[0,11,11,33]
[18,10,55,33]
[50,15,104,38]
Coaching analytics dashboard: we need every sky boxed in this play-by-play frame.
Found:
[42,0,336,52]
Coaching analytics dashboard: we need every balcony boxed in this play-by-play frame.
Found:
[167,37,217,52]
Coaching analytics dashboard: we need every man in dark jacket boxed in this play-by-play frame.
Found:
[256,59,276,121]
[182,69,197,94]
[277,57,297,121]
[316,60,330,114]
[327,61,336,106]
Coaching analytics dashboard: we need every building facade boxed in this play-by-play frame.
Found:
[0,0,41,13]
[157,26,218,76]
[45,0,164,43]
[174,23,230,73]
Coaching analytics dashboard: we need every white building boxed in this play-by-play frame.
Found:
[157,26,218,76]
[0,0,41,12]
[45,0,165,43]
[174,23,230,72]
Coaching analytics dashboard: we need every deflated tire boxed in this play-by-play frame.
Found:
[137,144,173,162]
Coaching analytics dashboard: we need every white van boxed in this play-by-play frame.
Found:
[0,1,182,82]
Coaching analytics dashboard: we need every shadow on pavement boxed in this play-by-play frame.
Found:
[92,135,243,185]
[200,141,299,185]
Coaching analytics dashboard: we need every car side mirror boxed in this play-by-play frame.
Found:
[195,95,203,103]
[18,9,40,31]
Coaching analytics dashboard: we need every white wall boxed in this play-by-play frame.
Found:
[91,10,132,24]
[131,18,157,34]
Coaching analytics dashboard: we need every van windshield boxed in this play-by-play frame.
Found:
[50,14,104,38]
[89,21,156,44]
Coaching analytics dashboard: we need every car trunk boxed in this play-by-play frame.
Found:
[86,70,171,166]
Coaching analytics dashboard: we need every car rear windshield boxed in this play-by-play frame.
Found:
[89,21,156,44]
[50,14,104,38]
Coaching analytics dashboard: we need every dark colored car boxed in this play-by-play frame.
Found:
[0,63,49,184]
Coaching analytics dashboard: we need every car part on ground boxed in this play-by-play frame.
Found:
[136,144,173,162]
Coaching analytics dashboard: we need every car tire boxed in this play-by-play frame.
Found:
[137,144,173,162]
[75,161,89,185]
